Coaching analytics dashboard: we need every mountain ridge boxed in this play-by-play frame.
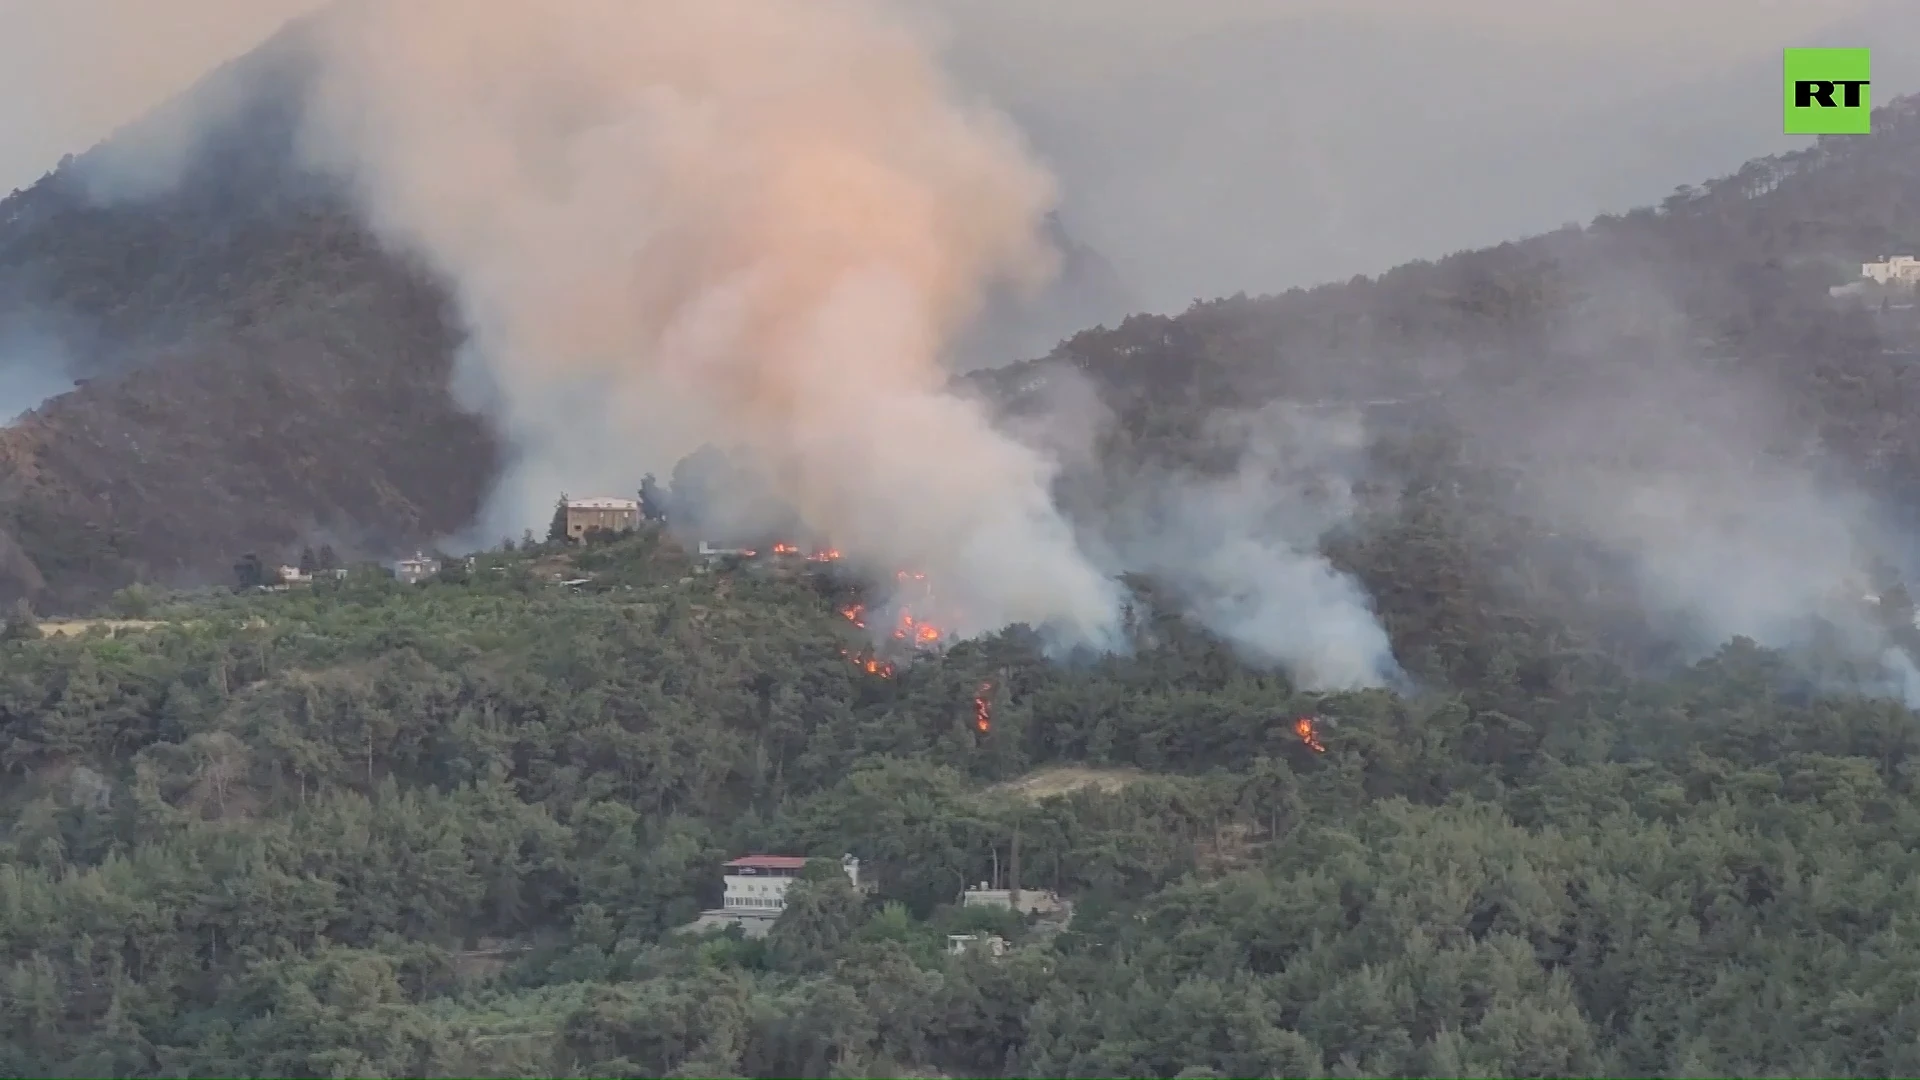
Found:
[0,48,1918,616]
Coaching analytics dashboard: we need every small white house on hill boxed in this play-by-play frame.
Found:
[1863,256,1920,285]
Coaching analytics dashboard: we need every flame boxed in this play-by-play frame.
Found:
[836,567,950,656]
[764,540,840,561]
[840,647,894,678]
[973,681,993,733]
[891,609,946,647]
[1294,716,1327,754]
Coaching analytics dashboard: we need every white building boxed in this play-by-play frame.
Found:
[961,882,1064,916]
[1862,256,1920,285]
[393,551,440,585]
[677,853,861,939]
[722,853,860,911]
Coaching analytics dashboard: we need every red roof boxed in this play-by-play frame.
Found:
[725,855,810,870]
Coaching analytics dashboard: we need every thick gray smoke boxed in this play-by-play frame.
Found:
[998,362,1400,690]
[290,0,1123,649]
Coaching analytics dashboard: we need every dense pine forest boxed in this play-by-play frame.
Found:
[3,521,1920,1078]
[8,30,1920,1077]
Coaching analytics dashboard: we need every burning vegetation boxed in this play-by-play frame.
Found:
[840,648,896,678]
[705,540,954,682]
[974,682,993,733]
[836,568,956,669]
[1294,716,1327,754]
[769,542,842,562]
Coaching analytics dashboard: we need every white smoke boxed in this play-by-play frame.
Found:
[291,0,1123,648]
[1092,399,1401,690]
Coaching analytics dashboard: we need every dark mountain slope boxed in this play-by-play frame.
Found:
[0,34,499,609]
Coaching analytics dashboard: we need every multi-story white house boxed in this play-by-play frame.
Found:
[722,855,807,913]
[1862,256,1920,285]
[677,854,861,938]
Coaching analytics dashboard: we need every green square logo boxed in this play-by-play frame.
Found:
[1784,48,1871,134]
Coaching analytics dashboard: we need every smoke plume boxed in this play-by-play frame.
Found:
[1463,256,1916,700]
[290,0,1122,648]
[997,360,1402,690]
[1113,402,1401,690]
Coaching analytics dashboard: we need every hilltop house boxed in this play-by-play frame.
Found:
[563,497,640,542]
[1831,256,1920,302]
[1863,256,1920,285]
[677,854,861,939]
[393,551,440,585]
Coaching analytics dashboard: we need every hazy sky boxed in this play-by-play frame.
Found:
[0,0,1906,311]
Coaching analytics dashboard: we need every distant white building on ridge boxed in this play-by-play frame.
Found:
[1861,256,1920,285]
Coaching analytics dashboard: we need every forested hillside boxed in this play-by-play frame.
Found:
[8,21,1920,1076]
[4,528,1920,1077]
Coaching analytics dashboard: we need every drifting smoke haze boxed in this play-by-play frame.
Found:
[1517,366,1876,652]
[1121,403,1400,691]
[1456,261,1919,701]
[996,364,1401,690]
[291,0,1123,650]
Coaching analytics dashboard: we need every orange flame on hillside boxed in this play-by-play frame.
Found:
[835,569,949,651]
[841,648,895,678]
[973,682,993,733]
[1295,716,1327,754]
[744,540,841,562]
[893,611,944,646]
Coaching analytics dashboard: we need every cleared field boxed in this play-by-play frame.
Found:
[988,765,1147,802]
[38,618,170,637]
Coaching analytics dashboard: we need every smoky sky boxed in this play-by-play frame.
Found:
[3,0,1914,692]
[2,0,1909,316]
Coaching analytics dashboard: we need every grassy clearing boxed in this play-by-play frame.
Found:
[38,618,170,637]
[988,765,1148,802]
